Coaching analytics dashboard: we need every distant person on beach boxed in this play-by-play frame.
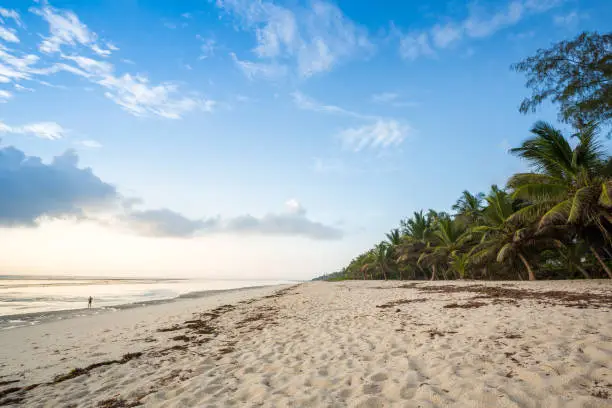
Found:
[88,296,93,309]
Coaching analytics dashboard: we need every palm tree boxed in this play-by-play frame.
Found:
[555,240,591,279]
[470,186,547,280]
[374,242,390,280]
[400,211,432,241]
[418,216,469,280]
[449,251,470,279]
[452,190,485,224]
[385,228,403,279]
[507,121,612,278]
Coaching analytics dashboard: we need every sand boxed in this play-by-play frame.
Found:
[1,280,611,407]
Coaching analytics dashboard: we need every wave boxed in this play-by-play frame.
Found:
[0,283,283,330]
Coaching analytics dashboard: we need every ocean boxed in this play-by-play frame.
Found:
[0,276,295,330]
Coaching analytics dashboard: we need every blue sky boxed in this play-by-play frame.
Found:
[0,0,610,279]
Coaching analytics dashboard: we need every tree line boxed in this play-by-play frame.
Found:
[324,32,612,281]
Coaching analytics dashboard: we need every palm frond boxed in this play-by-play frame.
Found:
[599,179,612,208]
[568,185,601,224]
[539,200,572,227]
[511,183,568,202]
[496,243,515,263]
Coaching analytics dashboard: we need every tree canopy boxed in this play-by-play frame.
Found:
[512,31,611,129]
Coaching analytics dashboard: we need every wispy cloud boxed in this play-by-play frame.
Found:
[75,139,102,149]
[399,32,435,60]
[0,2,214,119]
[371,92,418,108]
[231,53,287,80]
[0,26,19,43]
[0,120,67,140]
[0,8,23,27]
[291,91,370,119]
[396,0,563,60]
[338,120,411,152]
[292,91,413,151]
[30,3,116,57]
[0,90,12,102]
[197,35,216,59]
[553,11,587,27]
[217,0,373,79]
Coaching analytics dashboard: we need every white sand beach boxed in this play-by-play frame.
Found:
[1,280,611,407]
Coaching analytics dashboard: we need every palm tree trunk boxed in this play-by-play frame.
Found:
[430,264,437,281]
[517,253,536,281]
[577,265,591,279]
[590,246,612,279]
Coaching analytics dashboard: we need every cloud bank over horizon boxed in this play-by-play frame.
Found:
[0,145,343,240]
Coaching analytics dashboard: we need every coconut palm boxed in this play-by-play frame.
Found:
[469,186,549,280]
[373,242,390,280]
[418,216,469,280]
[400,211,432,241]
[507,121,612,278]
[452,190,485,224]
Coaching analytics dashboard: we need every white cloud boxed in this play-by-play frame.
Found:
[0,27,19,43]
[218,0,373,79]
[285,198,306,216]
[75,140,102,149]
[0,8,22,27]
[230,52,287,80]
[30,3,114,57]
[397,0,563,60]
[371,92,418,108]
[399,32,434,60]
[14,83,34,92]
[196,36,216,59]
[0,90,12,102]
[0,120,67,140]
[292,91,414,151]
[431,23,462,48]
[338,120,411,152]
[291,91,368,119]
[99,73,214,119]
[0,4,213,119]
[553,11,587,26]
[0,45,42,84]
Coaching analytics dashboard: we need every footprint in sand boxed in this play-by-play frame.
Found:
[363,383,382,395]
[371,373,388,382]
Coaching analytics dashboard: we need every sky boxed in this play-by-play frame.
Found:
[0,0,610,280]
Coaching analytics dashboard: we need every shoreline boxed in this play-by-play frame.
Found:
[1,280,611,407]
[0,284,290,330]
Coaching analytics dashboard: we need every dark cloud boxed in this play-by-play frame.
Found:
[120,209,219,238]
[0,146,117,226]
[0,145,343,240]
[226,213,343,240]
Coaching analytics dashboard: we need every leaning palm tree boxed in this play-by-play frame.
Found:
[470,185,546,280]
[507,121,612,278]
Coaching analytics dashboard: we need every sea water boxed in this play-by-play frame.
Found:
[0,276,294,329]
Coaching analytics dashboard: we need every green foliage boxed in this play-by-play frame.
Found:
[320,33,612,282]
[327,122,611,282]
[512,31,612,128]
